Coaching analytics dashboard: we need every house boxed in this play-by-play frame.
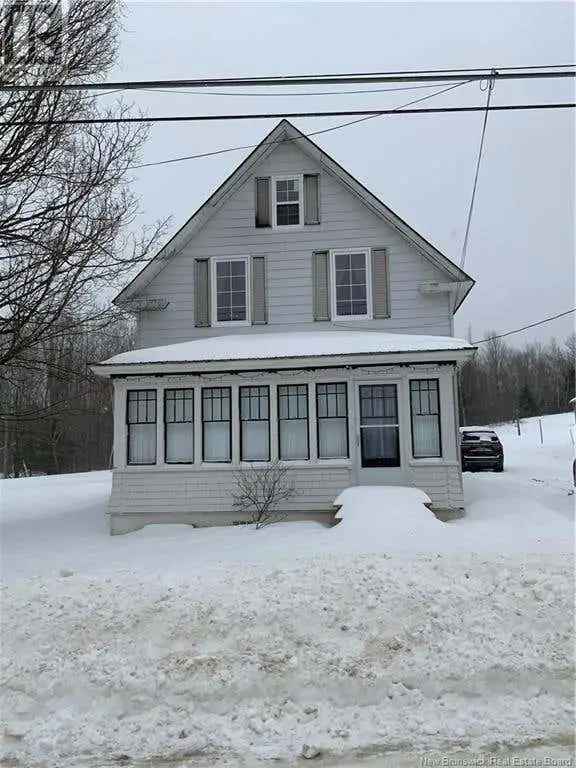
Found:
[92,119,476,534]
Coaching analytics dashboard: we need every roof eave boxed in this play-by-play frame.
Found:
[90,346,477,379]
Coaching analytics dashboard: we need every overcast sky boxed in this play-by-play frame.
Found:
[109,1,575,345]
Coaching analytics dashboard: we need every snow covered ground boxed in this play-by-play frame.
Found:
[0,412,574,767]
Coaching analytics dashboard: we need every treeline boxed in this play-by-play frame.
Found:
[460,333,575,426]
[1,316,133,477]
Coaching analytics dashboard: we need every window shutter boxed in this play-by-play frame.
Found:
[194,259,211,327]
[371,247,390,319]
[255,177,271,228]
[303,174,320,225]
[312,250,330,321]
[251,256,267,324]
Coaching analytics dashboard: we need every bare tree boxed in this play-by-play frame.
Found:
[0,1,166,383]
[232,462,297,529]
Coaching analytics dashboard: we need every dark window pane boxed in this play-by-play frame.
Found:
[276,203,300,226]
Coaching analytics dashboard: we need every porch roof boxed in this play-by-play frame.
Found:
[92,330,475,377]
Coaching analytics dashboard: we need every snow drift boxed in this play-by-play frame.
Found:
[1,554,573,767]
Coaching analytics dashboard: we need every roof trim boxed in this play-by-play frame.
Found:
[115,119,475,307]
[91,346,476,378]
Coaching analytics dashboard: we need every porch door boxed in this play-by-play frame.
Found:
[357,383,405,485]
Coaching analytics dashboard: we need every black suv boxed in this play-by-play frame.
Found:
[460,428,504,472]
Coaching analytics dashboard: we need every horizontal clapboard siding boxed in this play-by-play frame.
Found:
[135,142,453,348]
[410,465,465,508]
[110,466,352,518]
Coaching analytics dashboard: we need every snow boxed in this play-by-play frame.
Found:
[1,412,574,767]
[96,329,473,367]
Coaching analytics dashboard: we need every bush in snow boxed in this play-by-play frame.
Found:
[232,461,296,529]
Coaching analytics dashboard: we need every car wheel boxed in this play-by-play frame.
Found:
[494,461,504,472]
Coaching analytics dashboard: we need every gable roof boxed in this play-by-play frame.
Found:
[115,119,475,310]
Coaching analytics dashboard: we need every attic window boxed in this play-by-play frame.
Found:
[273,175,302,227]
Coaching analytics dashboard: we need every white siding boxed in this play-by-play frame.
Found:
[134,142,453,348]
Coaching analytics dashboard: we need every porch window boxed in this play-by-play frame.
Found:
[127,390,156,465]
[240,386,270,461]
[316,383,348,458]
[273,176,302,227]
[410,379,442,458]
[202,387,231,462]
[331,250,371,319]
[212,257,249,324]
[359,384,400,467]
[278,384,309,460]
[164,389,194,463]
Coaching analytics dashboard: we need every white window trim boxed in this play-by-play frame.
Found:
[330,248,373,321]
[210,255,251,327]
[272,174,304,230]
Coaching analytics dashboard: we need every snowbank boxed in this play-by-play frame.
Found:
[1,554,573,767]
[333,486,446,549]
[1,413,574,766]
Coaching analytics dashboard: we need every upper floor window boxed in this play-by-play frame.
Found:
[255,174,319,229]
[273,176,302,227]
[211,256,249,325]
[331,249,372,320]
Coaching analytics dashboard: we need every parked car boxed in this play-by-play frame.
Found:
[460,428,504,472]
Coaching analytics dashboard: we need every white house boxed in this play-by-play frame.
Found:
[92,119,476,534]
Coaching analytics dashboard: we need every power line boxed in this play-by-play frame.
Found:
[2,67,574,92]
[459,75,495,273]
[137,83,457,98]
[452,72,496,312]
[128,80,474,170]
[474,309,575,344]
[6,102,575,127]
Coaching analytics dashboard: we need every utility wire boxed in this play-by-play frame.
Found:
[473,309,575,344]
[6,102,575,127]
[452,73,496,311]
[459,74,495,272]
[2,68,574,92]
[129,80,474,170]
[136,83,457,98]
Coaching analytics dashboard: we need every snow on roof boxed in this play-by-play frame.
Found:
[99,331,474,367]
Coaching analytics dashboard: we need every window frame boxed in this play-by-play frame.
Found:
[164,388,194,465]
[316,382,349,459]
[358,383,400,468]
[409,378,443,459]
[272,174,304,230]
[126,389,157,466]
[330,248,373,321]
[277,383,310,461]
[201,386,232,463]
[239,385,271,463]
[210,255,251,327]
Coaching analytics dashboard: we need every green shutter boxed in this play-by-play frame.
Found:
[251,256,267,324]
[194,259,211,327]
[304,174,320,225]
[312,250,330,321]
[371,247,390,319]
[255,177,271,228]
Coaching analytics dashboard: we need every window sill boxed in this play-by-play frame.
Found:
[211,320,251,327]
